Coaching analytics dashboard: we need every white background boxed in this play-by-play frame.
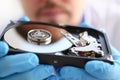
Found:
[0,0,23,34]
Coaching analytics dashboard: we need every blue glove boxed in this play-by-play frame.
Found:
[0,16,55,80]
[0,41,54,80]
[46,23,120,80]
[18,16,30,22]
[52,46,120,80]
[80,23,94,28]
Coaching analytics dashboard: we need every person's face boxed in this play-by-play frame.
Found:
[21,0,86,25]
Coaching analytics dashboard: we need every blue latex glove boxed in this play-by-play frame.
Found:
[46,23,120,80]
[52,46,119,80]
[0,41,54,80]
[0,16,54,80]
[18,16,30,22]
[80,23,94,28]
[46,46,120,80]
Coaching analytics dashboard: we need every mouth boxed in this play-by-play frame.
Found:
[39,8,65,18]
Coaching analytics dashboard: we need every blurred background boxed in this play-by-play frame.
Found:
[0,0,120,30]
[0,0,23,33]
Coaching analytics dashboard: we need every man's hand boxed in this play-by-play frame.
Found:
[0,41,54,80]
[54,46,119,80]
[46,46,120,80]
[46,23,120,80]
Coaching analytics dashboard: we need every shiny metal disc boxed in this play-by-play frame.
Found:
[4,28,72,53]
[27,29,52,45]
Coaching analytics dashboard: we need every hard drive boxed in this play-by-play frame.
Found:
[0,21,114,68]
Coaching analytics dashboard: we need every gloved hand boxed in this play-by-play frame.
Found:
[53,46,120,80]
[0,16,54,80]
[46,23,120,80]
[0,41,54,80]
[18,16,30,22]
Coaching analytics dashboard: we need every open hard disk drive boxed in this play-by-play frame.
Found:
[0,21,114,68]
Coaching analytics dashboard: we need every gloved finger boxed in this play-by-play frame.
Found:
[58,66,98,80]
[0,53,39,78]
[80,23,94,28]
[0,41,9,57]
[1,65,54,80]
[85,60,120,80]
[18,16,30,21]
[85,46,120,80]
